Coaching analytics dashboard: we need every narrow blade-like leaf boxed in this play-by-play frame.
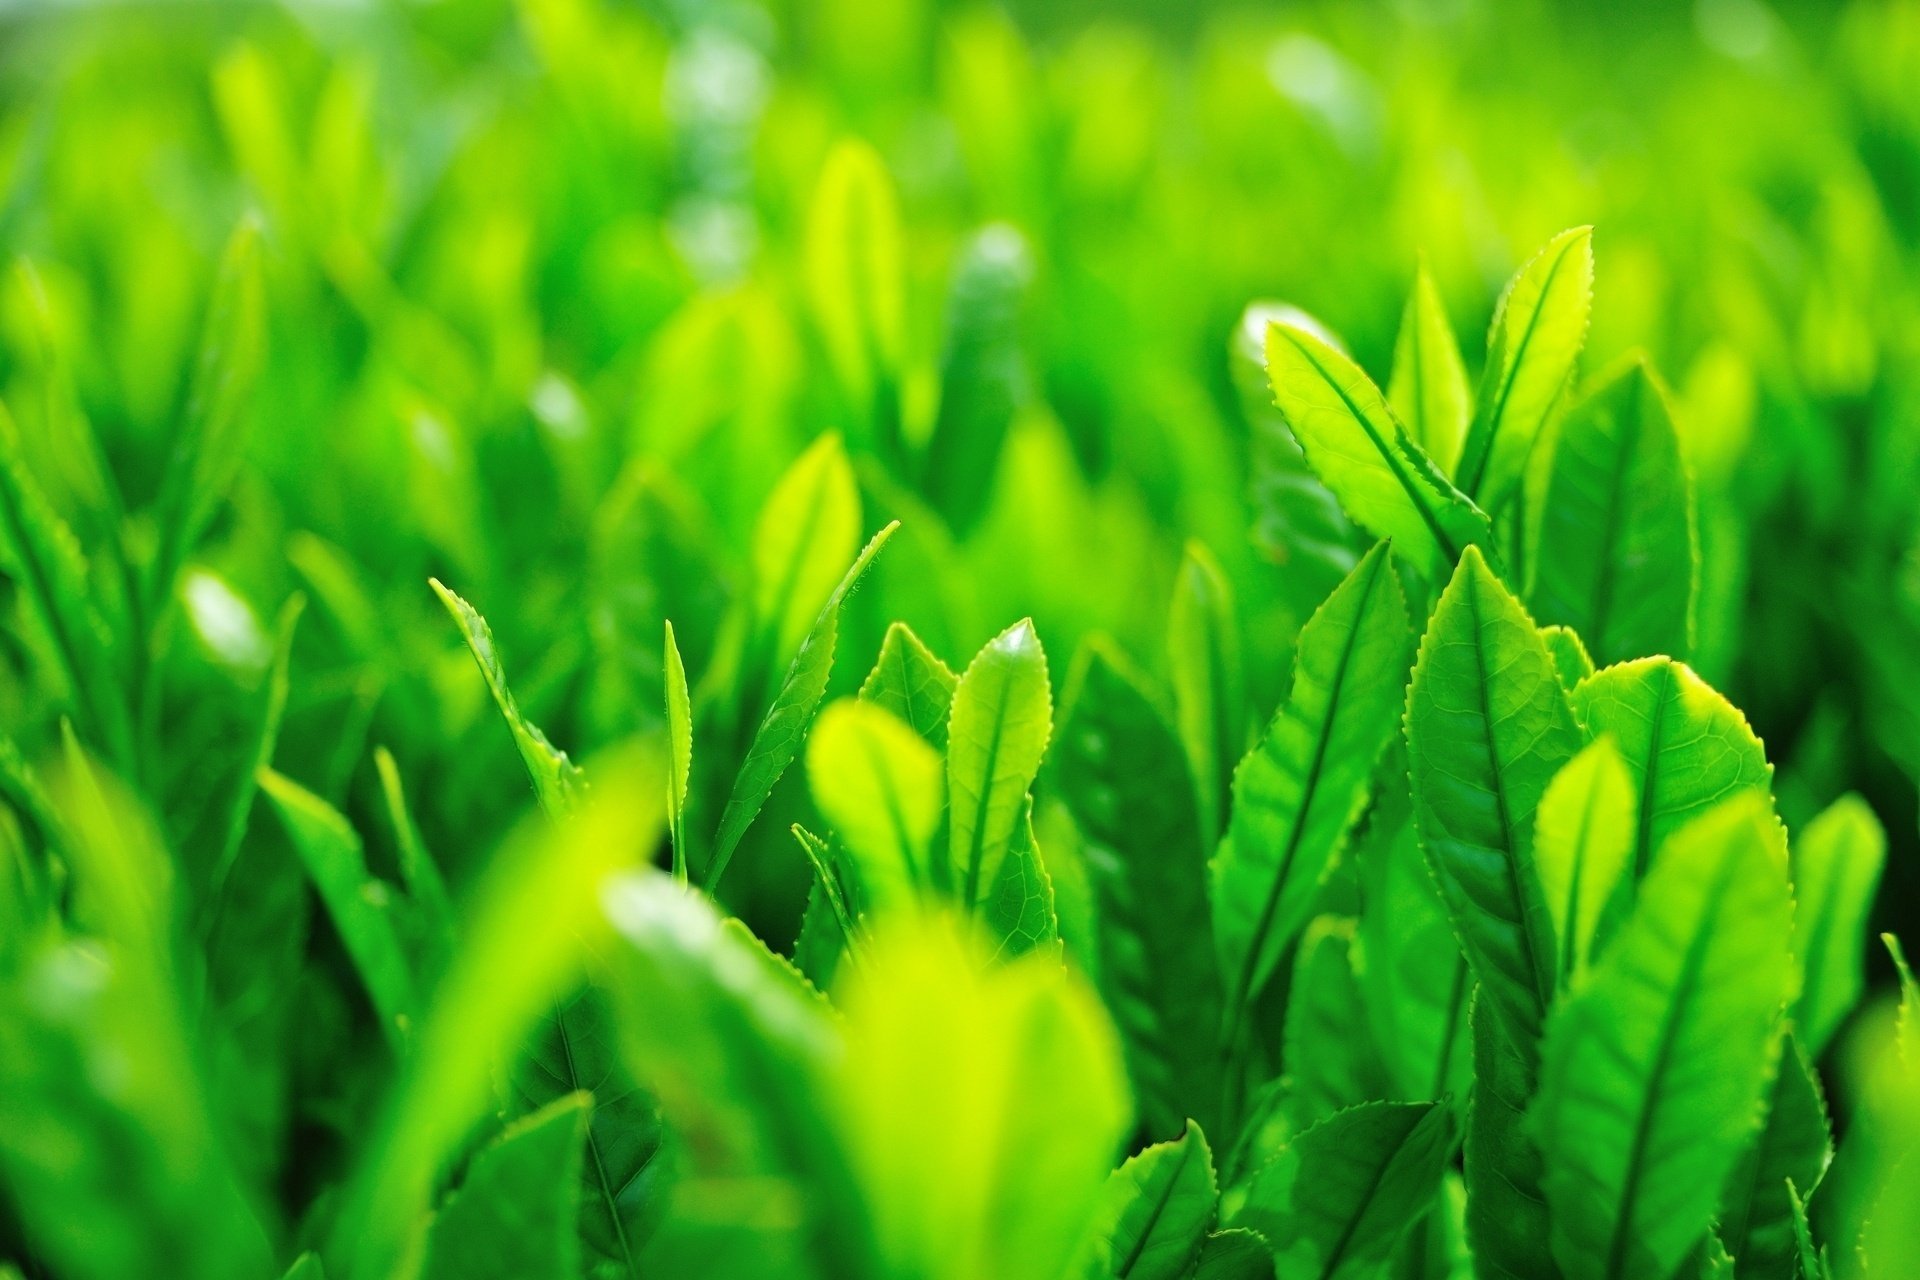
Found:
[1534,735,1634,991]
[1388,261,1471,476]
[1789,794,1885,1057]
[664,619,694,879]
[948,618,1052,907]
[1169,540,1245,850]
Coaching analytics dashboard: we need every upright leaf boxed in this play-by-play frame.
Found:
[948,618,1053,907]
[258,767,420,1048]
[1407,545,1580,1057]
[513,987,664,1280]
[807,699,944,908]
[836,912,1130,1280]
[1572,657,1774,880]
[1718,1037,1832,1280]
[1457,227,1594,510]
[1233,1101,1454,1280]
[1169,540,1245,849]
[1388,261,1471,476]
[1541,625,1595,692]
[664,620,694,880]
[1057,642,1223,1138]
[418,1093,589,1280]
[1079,1121,1218,1280]
[749,433,860,669]
[432,578,584,817]
[1530,358,1694,666]
[859,621,957,751]
[707,522,897,889]
[1464,992,1559,1280]
[1283,917,1389,1127]
[983,802,1060,960]
[1535,793,1798,1280]
[805,142,906,442]
[1789,794,1885,1057]
[1212,541,1410,1034]
[1264,321,1491,577]
[150,218,267,600]
[1533,736,1634,991]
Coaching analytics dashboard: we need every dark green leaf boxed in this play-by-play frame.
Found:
[1463,991,1558,1280]
[1169,540,1245,850]
[1719,1037,1832,1280]
[1789,794,1885,1057]
[420,1094,589,1280]
[1058,641,1223,1138]
[1530,357,1694,666]
[1080,1119,1217,1280]
[923,225,1033,530]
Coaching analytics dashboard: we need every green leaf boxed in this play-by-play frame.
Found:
[807,698,944,909]
[1534,735,1634,992]
[860,621,958,750]
[513,987,664,1280]
[282,1254,326,1280]
[805,141,907,442]
[1530,357,1695,666]
[1541,625,1596,692]
[1718,1037,1832,1280]
[1464,994,1559,1280]
[203,594,302,920]
[1169,540,1245,850]
[419,1093,589,1280]
[1785,1181,1828,1280]
[1080,1119,1217,1280]
[150,217,267,602]
[331,750,664,1280]
[949,618,1053,907]
[922,224,1034,530]
[664,619,694,880]
[1233,1100,1454,1280]
[1407,545,1581,1056]
[1457,227,1594,510]
[1211,540,1410,1034]
[836,913,1131,1280]
[1388,261,1472,477]
[1188,1229,1272,1280]
[1535,792,1798,1280]
[1057,641,1223,1138]
[1889,933,1920,1072]
[749,433,860,671]
[1283,917,1389,1127]
[0,403,129,764]
[1789,794,1885,1057]
[1571,657,1774,880]
[983,801,1060,961]
[258,767,420,1049]
[373,745,453,942]
[431,577,585,818]
[1263,321,1490,578]
[707,521,897,890]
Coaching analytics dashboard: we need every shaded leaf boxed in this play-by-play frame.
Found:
[1169,540,1245,850]
[1212,540,1410,1035]
[1531,357,1694,666]
[1719,1037,1832,1280]
[1080,1119,1217,1280]
[419,1093,589,1280]
[1789,794,1885,1057]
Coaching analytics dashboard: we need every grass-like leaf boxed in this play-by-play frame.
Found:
[1789,793,1885,1057]
[1388,260,1471,477]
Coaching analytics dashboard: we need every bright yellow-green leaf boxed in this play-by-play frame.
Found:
[1534,735,1634,991]
[807,698,944,909]
[948,618,1053,907]
[664,619,694,879]
[1388,261,1471,477]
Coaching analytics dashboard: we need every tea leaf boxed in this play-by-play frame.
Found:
[1080,1119,1217,1280]
[807,698,944,909]
[1233,1100,1454,1280]
[1169,539,1245,849]
[1458,227,1594,510]
[1717,1037,1832,1280]
[1057,641,1222,1138]
[1531,357,1695,666]
[859,621,958,751]
[418,1093,589,1280]
[664,619,694,880]
[1533,735,1634,991]
[1571,657,1774,881]
[1264,321,1490,577]
[1535,793,1798,1280]
[1789,793,1885,1057]
[1212,540,1410,1038]
[1407,546,1580,1057]
[1388,261,1471,477]
[949,618,1052,908]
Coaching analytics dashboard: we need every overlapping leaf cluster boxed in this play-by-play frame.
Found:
[1,5,1920,1280]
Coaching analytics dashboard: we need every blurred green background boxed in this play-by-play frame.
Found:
[1,0,1917,1154]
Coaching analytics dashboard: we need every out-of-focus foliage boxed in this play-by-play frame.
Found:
[1,0,1919,1276]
